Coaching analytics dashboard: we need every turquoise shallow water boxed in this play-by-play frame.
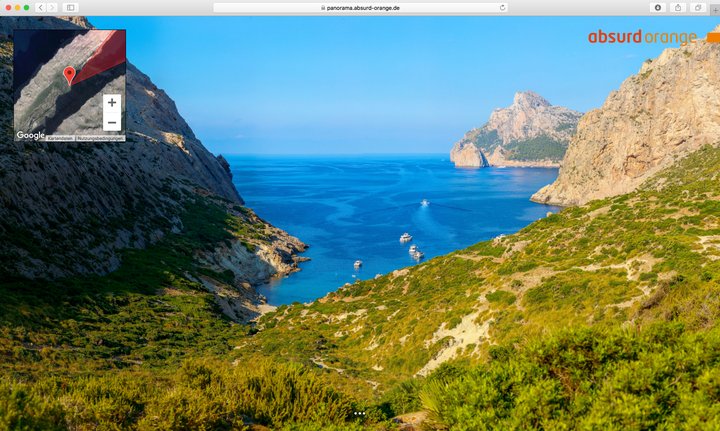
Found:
[227,155,559,305]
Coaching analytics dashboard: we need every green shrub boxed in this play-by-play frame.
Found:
[0,359,355,430]
[418,324,720,430]
[0,381,65,431]
[138,385,240,431]
[485,290,516,306]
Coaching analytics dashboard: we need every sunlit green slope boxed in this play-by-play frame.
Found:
[244,145,720,397]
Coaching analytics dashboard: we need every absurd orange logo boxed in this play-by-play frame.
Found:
[588,29,699,46]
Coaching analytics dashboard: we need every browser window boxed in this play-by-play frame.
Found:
[1,1,719,429]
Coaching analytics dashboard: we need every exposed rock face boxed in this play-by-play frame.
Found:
[450,91,582,168]
[0,17,303,288]
[201,230,306,288]
[196,204,307,322]
[0,16,92,34]
[450,143,489,167]
[532,29,720,206]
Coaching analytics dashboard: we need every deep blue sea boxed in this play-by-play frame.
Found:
[227,155,559,305]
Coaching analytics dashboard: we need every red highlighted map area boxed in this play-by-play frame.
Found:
[72,30,126,86]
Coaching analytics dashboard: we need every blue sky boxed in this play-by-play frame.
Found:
[91,16,718,155]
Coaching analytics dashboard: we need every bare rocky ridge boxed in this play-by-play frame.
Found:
[0,16,305,313]
[450,91,582,168]
[532,27,720,206]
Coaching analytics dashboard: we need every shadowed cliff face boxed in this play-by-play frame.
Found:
[0,17,249,278]
[532,27,720,206]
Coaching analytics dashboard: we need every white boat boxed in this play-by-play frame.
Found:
[412,250,425,260]
[399,232,413,242]
[421,199,430,206]
[409,244,418,254]
[354,260,363,269]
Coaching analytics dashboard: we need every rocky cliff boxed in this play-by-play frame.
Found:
[0,16,305,303]
[532,27,720,206]
[450,91,582,168]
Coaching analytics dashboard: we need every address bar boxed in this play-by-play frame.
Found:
[213,2,509,14]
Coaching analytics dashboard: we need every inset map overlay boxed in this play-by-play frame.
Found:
[13,29,126,141]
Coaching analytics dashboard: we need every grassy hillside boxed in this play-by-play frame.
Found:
[240,144,720,398]
[2,145,720,429]
[0,195,363,430]
[1,196,248,375]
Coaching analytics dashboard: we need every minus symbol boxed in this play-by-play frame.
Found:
[108,121,117,124]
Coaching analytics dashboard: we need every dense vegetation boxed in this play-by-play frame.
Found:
[2,142,720,428]
[469,129,502,153]
[464,128,570,162]
[503,135,567,161]
[0,359,357,430]
[418,324,720,430]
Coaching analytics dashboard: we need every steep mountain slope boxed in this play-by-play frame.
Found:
[0,194,343,429]
[532,28,720,206]
[243,144,720,397]
[450,91,582,167]
[0,17,304,285]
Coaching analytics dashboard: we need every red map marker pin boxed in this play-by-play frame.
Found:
[63,66,76,86]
